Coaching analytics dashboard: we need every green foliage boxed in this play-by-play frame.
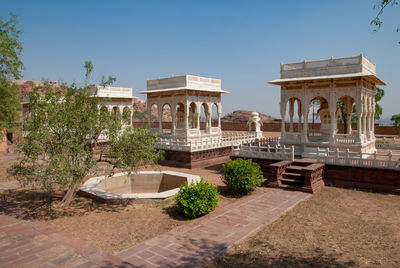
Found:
[371,0,399,44]
[175,180,219,218]
[0,13,24,80]
[0,14,23,132]
[391,114,400,126]
[9,63,162,206]
[221,158,263,195]
[84,61,93,85]
[375,87,385,120]
[0,79,20,131]
[107,126,163,172]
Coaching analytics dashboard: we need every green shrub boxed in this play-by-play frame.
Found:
[175,180,219,218]
[221,158,263,195]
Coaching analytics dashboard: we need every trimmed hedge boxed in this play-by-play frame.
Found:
[175,180,219,218]
[221,158,263,195]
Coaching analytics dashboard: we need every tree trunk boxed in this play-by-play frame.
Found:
[59,182,82,207]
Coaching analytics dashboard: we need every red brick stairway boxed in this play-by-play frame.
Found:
[270,158,325,193]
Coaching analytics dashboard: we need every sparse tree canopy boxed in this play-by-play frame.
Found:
[375,86,384,120]
[9,62,163,207]
[371,0,399,44]
[0,13,23,133]
[391,114,400,126]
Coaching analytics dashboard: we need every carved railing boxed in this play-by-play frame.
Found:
[316,147,400,170]
[334,134,357,144]
[232,143,294,161]
[375,137,400,150]
[156,133,257,152]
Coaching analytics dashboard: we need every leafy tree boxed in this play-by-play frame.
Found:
[391,114,400,126]
[375,86,385,120]
[9,62,163,207]
[371,0,399,44]
[0,14,23,134]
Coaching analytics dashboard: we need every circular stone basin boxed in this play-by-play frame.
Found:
[79,171,200,202]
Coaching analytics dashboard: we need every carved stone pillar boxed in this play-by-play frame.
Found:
[171,107,176,136]
[345,97,353,134]
[158,105,163,133]
[146,101,151,129]
[280,100,286,137]
[297,101,302,133]
[184,105,189,133]
[330,111,336,143]
[289,99,294,132]
[196,105,200,130]
[371,99,376,136]
[303,111,309,143]
[207,107,212,133]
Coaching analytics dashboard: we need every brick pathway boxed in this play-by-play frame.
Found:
[117,188,310,267]
[0,201,128,268]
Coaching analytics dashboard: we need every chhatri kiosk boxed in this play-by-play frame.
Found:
[140,74,255,168]
[268,54,385,157]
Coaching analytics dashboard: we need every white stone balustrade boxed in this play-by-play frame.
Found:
[375,137,400,150]
[334,134,357,144]
[156,133,257,152]
[316,147,400,170]
[232,143,295,161]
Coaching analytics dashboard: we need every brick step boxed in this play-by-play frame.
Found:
[285,165,304,174]
[280,177,304,187]
[282,171,305,180]
[292,158,317,167]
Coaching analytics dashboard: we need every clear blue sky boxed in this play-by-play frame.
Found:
[2,0,399,118]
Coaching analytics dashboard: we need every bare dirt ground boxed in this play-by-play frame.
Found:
[0,161,240,254]
[206,186,400,268]
[0,151,19,183]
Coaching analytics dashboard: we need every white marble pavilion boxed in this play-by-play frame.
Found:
[268,54,386,156]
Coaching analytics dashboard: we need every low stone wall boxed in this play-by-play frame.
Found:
[232,156,400,195]
[160,146,232,169]
[323,165,400,194]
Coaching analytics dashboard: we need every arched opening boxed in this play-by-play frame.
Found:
[162,103,172,134]
[200,103,209,132]
[122,107,131,125]
[112,106,121,123]
[285,97,301,133]
[99,106,108,119]
[337,95,355,134]
[149,103,159,129]
[211,103,218,127]
[175,102,185,129]
[307,97,329,141]
[188,102,197,129]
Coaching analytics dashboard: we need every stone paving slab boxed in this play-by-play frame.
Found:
[0,201,130,268]
[117,188,310,267]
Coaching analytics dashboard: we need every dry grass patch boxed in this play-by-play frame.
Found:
[1,162,239,254]
[207,187,400,268]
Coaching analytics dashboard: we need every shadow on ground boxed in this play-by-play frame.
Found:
[208,247,357,268]
[0,189,130,221]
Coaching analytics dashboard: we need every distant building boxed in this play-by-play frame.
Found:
[0,81,134,152]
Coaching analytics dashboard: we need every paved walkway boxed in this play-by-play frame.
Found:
[0,188,310,268]
[117,188,310,267]
[0,201,128,268]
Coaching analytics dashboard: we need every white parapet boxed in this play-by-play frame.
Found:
[90,86,133,99]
